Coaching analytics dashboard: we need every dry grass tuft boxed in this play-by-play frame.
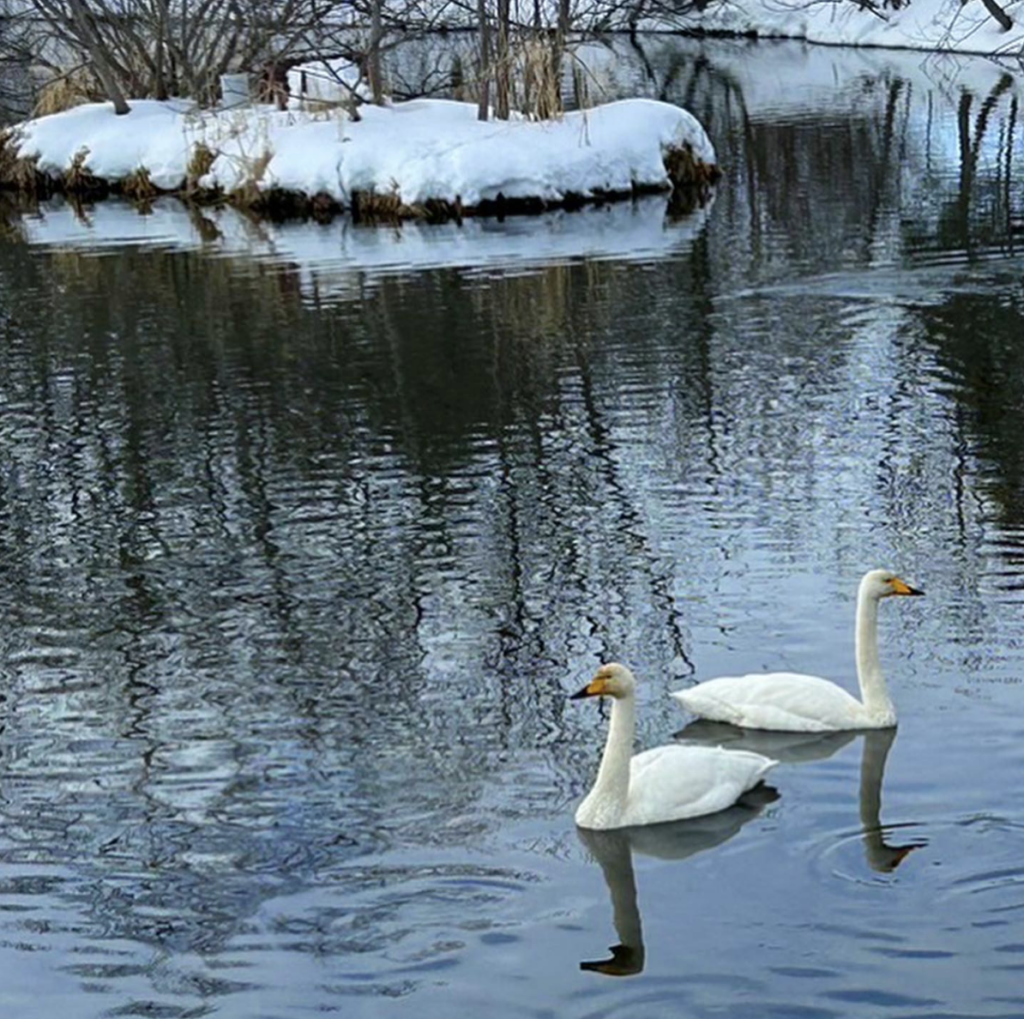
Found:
[15,156,44,194]
[0,130,51,195]
[229,180,260,207]
[33,72,96,118]
[64,147,107,194]
[351,188,405,222]
[121,166,158,201]
[662,143,721,215]
[248,148,273,183]
[186,142,217,189]
[227,147,274,207]
[663,143,722,190]
[0,129,23,184]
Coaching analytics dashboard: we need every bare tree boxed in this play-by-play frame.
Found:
[3,0,345,109]
[476,0,491,119]
[65,0,131,111]
[0,0,710,118]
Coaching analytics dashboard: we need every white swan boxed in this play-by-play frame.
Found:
[672,569,924,733]
[571,663,777,830]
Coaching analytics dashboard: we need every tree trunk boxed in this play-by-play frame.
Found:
[476,0,490,121]
[66,0,131,113]
[367,0,384,105]
[542,0,568,118]
[153,0,169,99]
[495,0,509,119]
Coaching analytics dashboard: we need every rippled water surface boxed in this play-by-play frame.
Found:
[2,36,1024,1019]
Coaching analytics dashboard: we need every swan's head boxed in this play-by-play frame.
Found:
[570,663,636,701]
[862,569,925,600]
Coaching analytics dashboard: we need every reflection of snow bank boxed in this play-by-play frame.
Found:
[647,0,1024,54]
[18,195,709,300]
[14,97,716,210]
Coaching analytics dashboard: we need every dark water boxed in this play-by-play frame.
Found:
[2,36,1024,1019]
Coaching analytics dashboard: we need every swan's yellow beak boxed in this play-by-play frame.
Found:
[891,577,925,596]
[570,676,610,699]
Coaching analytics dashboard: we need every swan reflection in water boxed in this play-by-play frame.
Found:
[577,786,778,976]
[579,727,925,976]
[677,722,927,872]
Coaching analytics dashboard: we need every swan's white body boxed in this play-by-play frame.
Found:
[572,664,777,830]
[672,570,923,733]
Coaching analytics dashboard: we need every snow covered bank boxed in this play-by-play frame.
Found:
[1,97,719,220]
[651,0,1024,55]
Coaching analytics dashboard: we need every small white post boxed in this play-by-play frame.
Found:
[220,73,251,109]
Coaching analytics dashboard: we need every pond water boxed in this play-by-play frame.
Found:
[2,35,1024,1019]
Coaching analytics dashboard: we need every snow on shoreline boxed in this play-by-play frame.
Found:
[7,97,718,214]
[646,0,1024,55]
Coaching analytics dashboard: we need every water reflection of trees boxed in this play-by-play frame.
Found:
[920,287,1024,536]
[0,239,733,971]
[620,39,1024,273]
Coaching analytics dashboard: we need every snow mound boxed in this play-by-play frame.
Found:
[10,97,718,214]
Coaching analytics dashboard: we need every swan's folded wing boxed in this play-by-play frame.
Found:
[671,673,867,732]
[622,745,776,827]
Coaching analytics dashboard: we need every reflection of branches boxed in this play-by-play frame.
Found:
[862,78,906,258]
[948,73,1015,245]
[967,73,1015,183]
[1004,94,1017,252]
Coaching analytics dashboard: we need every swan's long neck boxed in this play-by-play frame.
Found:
[579,694,635,825]
[593,694,635,804]
[855,587,895,722]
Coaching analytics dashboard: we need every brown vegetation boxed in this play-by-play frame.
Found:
[64,147,108,194]
[32,72,97,117]
[663,142,722,189]
[185,142,217,192]
[0,131,51,196]
[121,166,158,200]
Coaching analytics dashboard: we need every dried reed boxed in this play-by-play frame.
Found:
[186,141,217,190]
[121,166,158,201]
[64,148,107,194]
[32,72,96,118]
